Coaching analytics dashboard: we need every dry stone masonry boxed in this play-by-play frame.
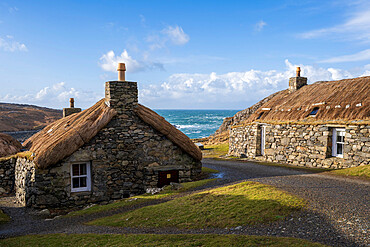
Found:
[230,123,369,168]
[13,67,201,209]
[0,157,16,195]
[228,71,369,168]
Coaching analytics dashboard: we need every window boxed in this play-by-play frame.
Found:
[260,125,266,155]
[308,107,319,117]
[71,162,91,192]
[257,112,263,120]
[332,128,345,158]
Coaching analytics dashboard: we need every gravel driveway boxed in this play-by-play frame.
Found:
[0,159,369,247]
[203,159,370,247]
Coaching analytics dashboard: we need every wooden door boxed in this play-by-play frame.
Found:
[158,170,179,187]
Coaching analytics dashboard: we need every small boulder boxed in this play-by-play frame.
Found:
[170,182,184,190]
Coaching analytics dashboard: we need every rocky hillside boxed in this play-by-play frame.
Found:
[0,102,62,132]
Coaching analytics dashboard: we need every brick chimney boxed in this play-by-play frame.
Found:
[289,67,307,93]
[63,98,82,117]
[105,63,138,115]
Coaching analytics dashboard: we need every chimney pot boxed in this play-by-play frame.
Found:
[296,67,301,77]
[70,98,74,108]
[117,63,126,81]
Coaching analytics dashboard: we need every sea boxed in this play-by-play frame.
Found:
[154,110,240,139]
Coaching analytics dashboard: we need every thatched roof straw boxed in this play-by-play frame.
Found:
[135,104,202,161]
[23,99,117,169]
[249,76,370,122]
[0,133,22,158]
[23,99,202,169]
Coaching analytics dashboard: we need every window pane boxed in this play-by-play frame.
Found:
[72,165,79,176]
[337,143,343,155]
[72,177,80,188]
[80,177,87,187]
[337,135,344,143]
[80,164,87,175]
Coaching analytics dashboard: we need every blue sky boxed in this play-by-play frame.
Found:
[0,0,369,109]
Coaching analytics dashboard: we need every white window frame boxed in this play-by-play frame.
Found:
[70,162,91,192]
[261,125,266,155]
[332,128,345,158]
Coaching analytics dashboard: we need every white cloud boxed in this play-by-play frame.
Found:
[139,60,366,109]
[255,20,267,32]
[319,49,370,63]
[147,25,189,50]
[0,82,102,109]
[99,50,144,73]
[0,36,27,52]
[299,7,370,42]
[161,25,189,45]
[99,50,164,73]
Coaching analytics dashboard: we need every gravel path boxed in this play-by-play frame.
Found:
[203,159,370,247]
[0,159,369,247]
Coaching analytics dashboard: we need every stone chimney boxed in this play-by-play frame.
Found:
[63,98,82,117]
[105,63,138,115]
[289,67,307,93]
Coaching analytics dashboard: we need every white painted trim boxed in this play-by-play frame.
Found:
[71,162,91,192]
[332,128,345,158]
[261,126,266,156]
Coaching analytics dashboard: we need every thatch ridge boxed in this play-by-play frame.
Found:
[135,104,202,161]
[0,133,22,158]
[23,99,117,169]
[248,76,370,122]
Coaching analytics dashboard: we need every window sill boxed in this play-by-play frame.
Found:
[70,190,92,195]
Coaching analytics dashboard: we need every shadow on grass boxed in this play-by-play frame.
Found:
[87,192,360,247]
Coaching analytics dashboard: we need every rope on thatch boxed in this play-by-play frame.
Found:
[23,99,117,169]
[0,133,22,158]
[135,104,202,161]
[249,76,370,122]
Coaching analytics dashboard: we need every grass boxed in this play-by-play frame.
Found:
[202,142,230,158]
[0,151,33,162]
[328,165,370,179]
[0,234,328,247]
[66,178,216,217]
[89,181,306,229]
[0,209,10,224]
[201,166,219,174]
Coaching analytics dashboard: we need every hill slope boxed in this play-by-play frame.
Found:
[0,102,62,132]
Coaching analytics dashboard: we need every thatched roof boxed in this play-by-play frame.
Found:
[0,133,22,158]
[23,99,117,169]
[23,99,202,169]
[249,76,370,122]
[135,104,202,161]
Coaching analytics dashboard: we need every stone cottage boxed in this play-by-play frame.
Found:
[229,67,369,168]
[5,63,202,209]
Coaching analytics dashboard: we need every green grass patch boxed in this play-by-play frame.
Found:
[0,234,328,247]
[0,151,33,162]
[89,181,306,229]
[203,143,229,158]
[201,166,219,174]
[0,209,10,224]
[329,165,370,179]
[66,178,216,217]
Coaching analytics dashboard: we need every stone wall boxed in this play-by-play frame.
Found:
[0,157,16,195]
[15,158,35,206]
[229,123,369,168]
[18,80,202,209]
